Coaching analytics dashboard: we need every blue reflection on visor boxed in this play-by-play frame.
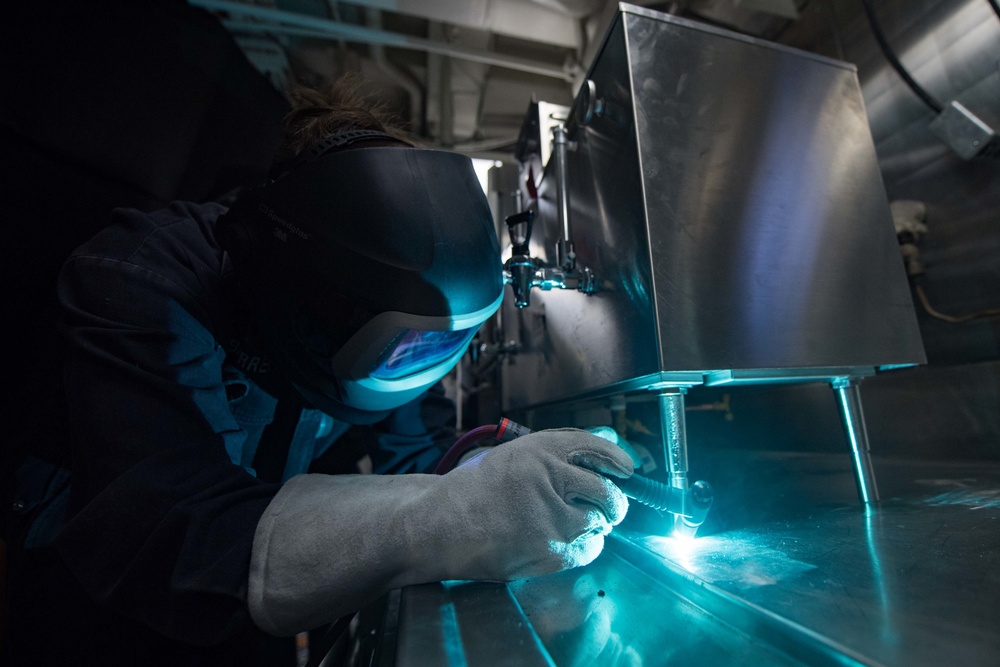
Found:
[371,327,478,380]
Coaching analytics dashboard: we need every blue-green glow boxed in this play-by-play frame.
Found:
[877,363,918,371]
[645,534,709,576]
[864,507,899,647]
[923,489,1000,509]
[372,327,478,380]
[837,390,872,504]
[642,532,817,586]
[439,602,468,667]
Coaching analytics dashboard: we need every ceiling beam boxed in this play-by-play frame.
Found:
[191,0,574,80]
[335,0,582,49]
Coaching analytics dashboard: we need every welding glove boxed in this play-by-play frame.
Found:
[458,426,640,471]
[248,428,633,636]
[585,426,644,469]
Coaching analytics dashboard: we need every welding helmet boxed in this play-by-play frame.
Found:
[217,131,503,423]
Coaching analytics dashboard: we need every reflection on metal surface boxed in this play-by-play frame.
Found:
[395,581,552,667]
[510,550,809,667]
[439,602,468,667]
[511,572,645,667]
[610,460,1000,667]
[863,507,898,650]
[638,532,817,588]
[921,488,1000,510]
[604,533,881,667]
[385,461,1000,667]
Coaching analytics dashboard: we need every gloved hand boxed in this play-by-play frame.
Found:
[585,426,644,469]
[248,428,633,636]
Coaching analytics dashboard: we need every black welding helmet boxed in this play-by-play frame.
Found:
[217,132,503,423]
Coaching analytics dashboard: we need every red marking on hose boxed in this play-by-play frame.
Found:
[495,418,509,440]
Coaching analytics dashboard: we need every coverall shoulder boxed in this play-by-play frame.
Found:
[18,200,454,656]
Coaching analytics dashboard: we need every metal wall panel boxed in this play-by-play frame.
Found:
[781,0,1000,366]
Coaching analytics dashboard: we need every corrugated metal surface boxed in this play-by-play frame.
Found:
[782,0,1000,366]
[676,0,1000,462]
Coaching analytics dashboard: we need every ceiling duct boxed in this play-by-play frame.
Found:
[191,0,574,80]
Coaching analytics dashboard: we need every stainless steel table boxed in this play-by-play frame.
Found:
[349,456,1000,666]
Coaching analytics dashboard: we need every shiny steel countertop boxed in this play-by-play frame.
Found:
[382,457,1000,666]
[513,457,1000,666]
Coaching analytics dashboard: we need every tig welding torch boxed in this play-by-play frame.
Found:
[439,418,714,531]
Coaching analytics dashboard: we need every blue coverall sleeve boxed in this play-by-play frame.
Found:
[367,382,457,475]
[55,234,279,645]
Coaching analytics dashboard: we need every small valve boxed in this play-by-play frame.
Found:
[506,210,534,256]
[503,210,539,309]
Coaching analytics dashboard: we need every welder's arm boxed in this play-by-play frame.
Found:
[56,242,280,645]
[248,429,634,636]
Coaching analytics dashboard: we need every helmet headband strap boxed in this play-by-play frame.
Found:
[270,129,400,181]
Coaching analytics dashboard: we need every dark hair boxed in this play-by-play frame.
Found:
[275,75,413,163]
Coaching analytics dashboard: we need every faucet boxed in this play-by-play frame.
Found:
[502,125,598,309]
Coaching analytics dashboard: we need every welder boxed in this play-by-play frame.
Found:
[4,82,632,665]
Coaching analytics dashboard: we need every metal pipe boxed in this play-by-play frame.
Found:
[658,390,688,490]
[659,389,691,535]
[832,379,880,505]
[438,42,455,147]
[551,125,575,271]
[365,8,425,135]
[193,0,573,81]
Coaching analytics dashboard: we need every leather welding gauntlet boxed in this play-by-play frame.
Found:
[248,428,633,636]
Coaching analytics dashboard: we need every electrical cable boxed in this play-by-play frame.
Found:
[433,424,497,473]
[861,0,944,114]
[988,0,1000,21]
[915,284,1000,323]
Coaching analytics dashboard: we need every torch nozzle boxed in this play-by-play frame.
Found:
[613,476,714,532]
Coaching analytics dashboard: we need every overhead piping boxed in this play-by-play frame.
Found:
[189,0,574,81]
[363,8,426,135]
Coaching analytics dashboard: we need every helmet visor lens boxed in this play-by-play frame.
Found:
[371,327,479,380]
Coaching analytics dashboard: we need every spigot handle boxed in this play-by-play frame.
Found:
[505,210,535,256]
